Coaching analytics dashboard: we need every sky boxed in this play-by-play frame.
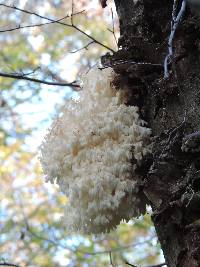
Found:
[13,48,80,150]
[11,0,118,151]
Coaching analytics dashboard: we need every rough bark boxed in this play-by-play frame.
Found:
[108,0,200,266]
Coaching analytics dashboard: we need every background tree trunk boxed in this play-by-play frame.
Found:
[111,0,200,266]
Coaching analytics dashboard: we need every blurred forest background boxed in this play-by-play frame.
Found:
[0,0,163,266]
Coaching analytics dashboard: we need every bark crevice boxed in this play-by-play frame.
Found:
[109,1,200,266]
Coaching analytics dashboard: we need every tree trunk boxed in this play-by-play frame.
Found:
[110,0,200,266]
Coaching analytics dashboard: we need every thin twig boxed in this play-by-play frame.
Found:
[71,0,74,26]
[26,220,154,255]
[17,199,155,256]
[0,4,114,52]
[0,71,80,88]
[125,261,137,267]
[71,24,114,52]
[107,8,118,47]
[0,263,22,267]
[147,264,166,267]
[0,4,84,23]
[43,67,81,91]
[109,251,115,267]
[20,67,41,76]
[26,223,154,256]
[70,41,95,53]
[125,262,166,267]
[0,15,70,33]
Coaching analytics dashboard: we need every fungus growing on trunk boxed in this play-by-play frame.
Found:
[40,67,152,234]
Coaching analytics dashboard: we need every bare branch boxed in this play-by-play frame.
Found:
[0,4,83,23]
[0,15,70,33]
[148,264,167,267]
[125,262,167,267]
[70,24,115,52]
[25,221,155,256]
[0,4,115,52]
[125,261,137,267]
[0,263,22,267]
[24,215,155,256]
[43,67,78,86]
[71,0,74,26]
[17,187,155,258]
[0,71,80,88]
[109,251,115,267]
[70,41,95,53]
[20,67,40,76]
[107,8,118,47]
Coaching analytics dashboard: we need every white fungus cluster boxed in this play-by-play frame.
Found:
[40,67,152,234]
